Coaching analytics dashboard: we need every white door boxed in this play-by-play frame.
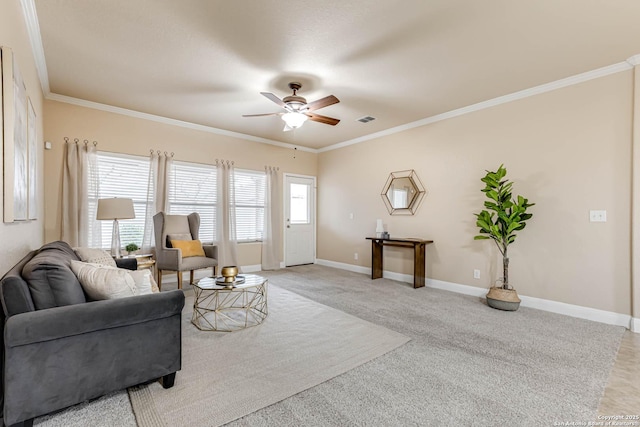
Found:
[284,174,316,266]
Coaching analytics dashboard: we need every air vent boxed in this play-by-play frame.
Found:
[357,116,376,123]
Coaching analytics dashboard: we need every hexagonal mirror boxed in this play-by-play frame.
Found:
[381,170,426,215]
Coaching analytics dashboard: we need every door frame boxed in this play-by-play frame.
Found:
[283,173,317,267]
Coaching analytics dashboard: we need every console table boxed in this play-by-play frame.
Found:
[366,237,434,288]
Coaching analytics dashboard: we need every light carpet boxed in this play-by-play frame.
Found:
[228,265,627,426]
[33,265,626,426]
[128,284,410,427]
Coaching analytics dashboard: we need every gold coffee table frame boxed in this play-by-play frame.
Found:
[191,274,268,332]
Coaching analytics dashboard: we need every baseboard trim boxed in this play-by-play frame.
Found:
[242,264,263,273]
[315,259,370,275]
[315,259,634,331]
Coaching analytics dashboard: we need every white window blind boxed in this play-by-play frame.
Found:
[168,161,217,243]
[87,154,265,247]
[89,152,150,248]
[234,169,265,242]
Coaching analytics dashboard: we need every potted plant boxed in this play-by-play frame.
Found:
[125,243,139,256]
[474,165,534,311]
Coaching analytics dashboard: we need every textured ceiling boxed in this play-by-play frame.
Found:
[32,0,640,150]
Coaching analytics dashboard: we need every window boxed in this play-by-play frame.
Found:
[168,161,217,243]
[88,154,265,247]
[234,169,265,242]
[289,182,310,224]
[89,152,150,248]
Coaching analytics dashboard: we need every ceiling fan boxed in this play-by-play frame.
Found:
[243,82,340,131]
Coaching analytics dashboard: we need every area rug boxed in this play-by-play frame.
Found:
[128,284,410,427]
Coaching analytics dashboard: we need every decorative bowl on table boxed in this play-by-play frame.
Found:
[220,266,238,283]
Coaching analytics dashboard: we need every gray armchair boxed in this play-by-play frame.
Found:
[153,212,218,290]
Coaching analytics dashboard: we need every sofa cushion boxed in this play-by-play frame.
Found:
[70,261,138,300]
[1,249,38,316]
[73,247,117,267]
[21,241,86,310]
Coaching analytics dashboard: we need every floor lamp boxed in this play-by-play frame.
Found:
[96,198,135,258]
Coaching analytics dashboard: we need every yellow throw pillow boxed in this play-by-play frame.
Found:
[170,239,205,258]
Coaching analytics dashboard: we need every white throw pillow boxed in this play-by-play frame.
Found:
[128,269,154,295]
[70,261,138,300]
[149,273,160,293]
[73,247,117,267]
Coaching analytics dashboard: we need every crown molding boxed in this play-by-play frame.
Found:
[21,0,316,153]
[46,93,318,153]
[319,60,634,153]
[627,54,640,66]
[20,1,638,155]
[40,58,636,155]
[20,0,49,95]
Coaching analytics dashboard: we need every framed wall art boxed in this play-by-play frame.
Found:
[2,46,31,222]
[27,96,37,219]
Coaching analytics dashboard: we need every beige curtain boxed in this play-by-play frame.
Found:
[216,159,239,269]
[142,150,173,251]
[261,166,281,270]
[61,139,98,247]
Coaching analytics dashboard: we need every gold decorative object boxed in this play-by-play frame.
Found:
[220,265,238,283]
[380,170,426,215]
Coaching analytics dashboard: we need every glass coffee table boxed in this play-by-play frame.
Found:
[191,274,268,332]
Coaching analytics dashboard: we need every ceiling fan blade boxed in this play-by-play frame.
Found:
[305,95,339,112]
[242,112,280,117]
[306,112,340,126]
[261,92,287,108]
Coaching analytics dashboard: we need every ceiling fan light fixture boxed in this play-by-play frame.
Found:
[282,112,308,129]
[247,83,340,129]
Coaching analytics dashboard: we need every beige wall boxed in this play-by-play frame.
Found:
[318,71,633,315]
[0,0,45,273]
[5,0,634,317]
[43,100,317,267]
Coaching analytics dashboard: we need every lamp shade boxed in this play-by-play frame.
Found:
[96,198,135,220]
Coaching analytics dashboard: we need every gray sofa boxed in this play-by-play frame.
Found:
[0,241,185,427]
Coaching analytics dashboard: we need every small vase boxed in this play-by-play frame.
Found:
[375,219,384,238]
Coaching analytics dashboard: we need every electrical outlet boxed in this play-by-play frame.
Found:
[589,210,607,222]
[349,213,354,220]
[473,269,480,279]
[354,252,358,260]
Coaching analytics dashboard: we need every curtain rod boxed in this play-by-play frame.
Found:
[64,137,97,146]
[90,145,270,173]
